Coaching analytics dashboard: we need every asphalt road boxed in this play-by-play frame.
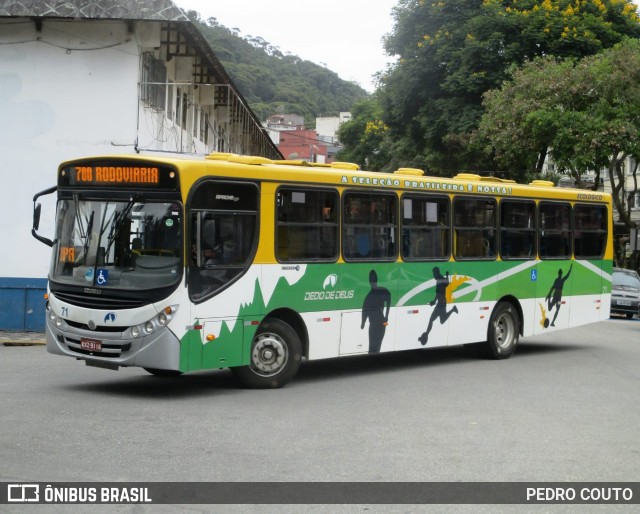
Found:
[1,318,639,510]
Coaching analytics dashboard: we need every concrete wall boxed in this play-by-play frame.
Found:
[1,19,140,282]
[0,18,141,332]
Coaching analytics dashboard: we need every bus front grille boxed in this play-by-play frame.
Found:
[58,334,131,359]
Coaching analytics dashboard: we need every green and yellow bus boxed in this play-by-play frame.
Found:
[32,153,613,387]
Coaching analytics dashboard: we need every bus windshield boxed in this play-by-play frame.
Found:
[51,196,182,291]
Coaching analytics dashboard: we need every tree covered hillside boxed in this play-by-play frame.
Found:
[185,11,369,127]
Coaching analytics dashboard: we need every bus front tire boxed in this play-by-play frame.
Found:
[486,302,519,359]
[232,318,302,389]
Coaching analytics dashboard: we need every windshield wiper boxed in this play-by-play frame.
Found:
[83,210,94,265]
[104,196,139,257]
[73,194,95,265]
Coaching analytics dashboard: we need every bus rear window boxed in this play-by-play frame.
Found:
[574,204,607,259]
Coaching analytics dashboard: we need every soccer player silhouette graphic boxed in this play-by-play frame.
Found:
[544,264,573,327]
[418,266,459,346]
[361,269,391,353]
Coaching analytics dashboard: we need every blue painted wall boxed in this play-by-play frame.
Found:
[0,277,47,332]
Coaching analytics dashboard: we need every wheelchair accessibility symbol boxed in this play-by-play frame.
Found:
[531,269,537,282]
[96,269,109,286]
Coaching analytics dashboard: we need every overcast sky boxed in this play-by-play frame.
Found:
[173,0,398,92]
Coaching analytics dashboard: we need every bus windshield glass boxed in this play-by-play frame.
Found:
[51,196,182,290]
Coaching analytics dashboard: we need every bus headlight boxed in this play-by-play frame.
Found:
[48,309,63,327]
[129,305,178,338]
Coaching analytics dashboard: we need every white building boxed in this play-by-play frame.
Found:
[0,0,280,330]
[315,111,351,144]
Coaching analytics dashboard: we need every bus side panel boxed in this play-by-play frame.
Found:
[395,262,451,350]
[568,259,610,327]
[201,317,244,369]
[600,259,613,320]
[338,263,397,355]
[185,267,267,371]
[541,260,573,333]
[446,261,502,347]
[490,260,539,337]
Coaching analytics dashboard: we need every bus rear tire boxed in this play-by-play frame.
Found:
[232,318,302,388]
[486,302,519,359]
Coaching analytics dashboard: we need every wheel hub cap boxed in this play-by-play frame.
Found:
[251,334,287,375]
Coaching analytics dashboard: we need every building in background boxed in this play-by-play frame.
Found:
[315,112,351,145]
[278,129,328,163]
[265,112,352,163]
[0,0,281,331]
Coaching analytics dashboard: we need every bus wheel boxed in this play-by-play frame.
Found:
[232,318,302,388]
[486,302,519,359]
[144,368,183,377]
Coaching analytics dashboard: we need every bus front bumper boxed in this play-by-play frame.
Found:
[45,315,181,371]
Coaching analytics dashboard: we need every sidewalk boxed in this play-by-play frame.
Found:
[0,331,46,346]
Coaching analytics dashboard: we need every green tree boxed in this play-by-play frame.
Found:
[336,98,392,171]
[477,39,640,262]
[373,0,640,174]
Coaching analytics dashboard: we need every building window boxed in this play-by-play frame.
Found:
[200,110,209,144]
[181,90,188,130]
[141,52,167,111]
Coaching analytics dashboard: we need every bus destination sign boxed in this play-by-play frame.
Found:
[59,161,178,190]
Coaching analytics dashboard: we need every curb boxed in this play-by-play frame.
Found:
[0,333,46,346]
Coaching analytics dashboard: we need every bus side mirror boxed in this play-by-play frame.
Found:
[32,185,57,247]
[33,203,42,231]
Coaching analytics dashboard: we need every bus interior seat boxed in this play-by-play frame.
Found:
[456,232,487,258]
[355,233,371,257]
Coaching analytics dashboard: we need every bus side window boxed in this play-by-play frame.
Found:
[574,204,606,259]
[500,200,535,260]
[343,192,397,262]
[188,180,259,303]
[539,202,572,259]
[453,197,496,260]
[276,188,338,262]
[401,195,449,261]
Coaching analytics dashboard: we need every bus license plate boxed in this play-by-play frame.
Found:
[80,338,102,351]
[617,300,631,306]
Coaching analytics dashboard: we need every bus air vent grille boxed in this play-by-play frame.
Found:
[53,292,145,310]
